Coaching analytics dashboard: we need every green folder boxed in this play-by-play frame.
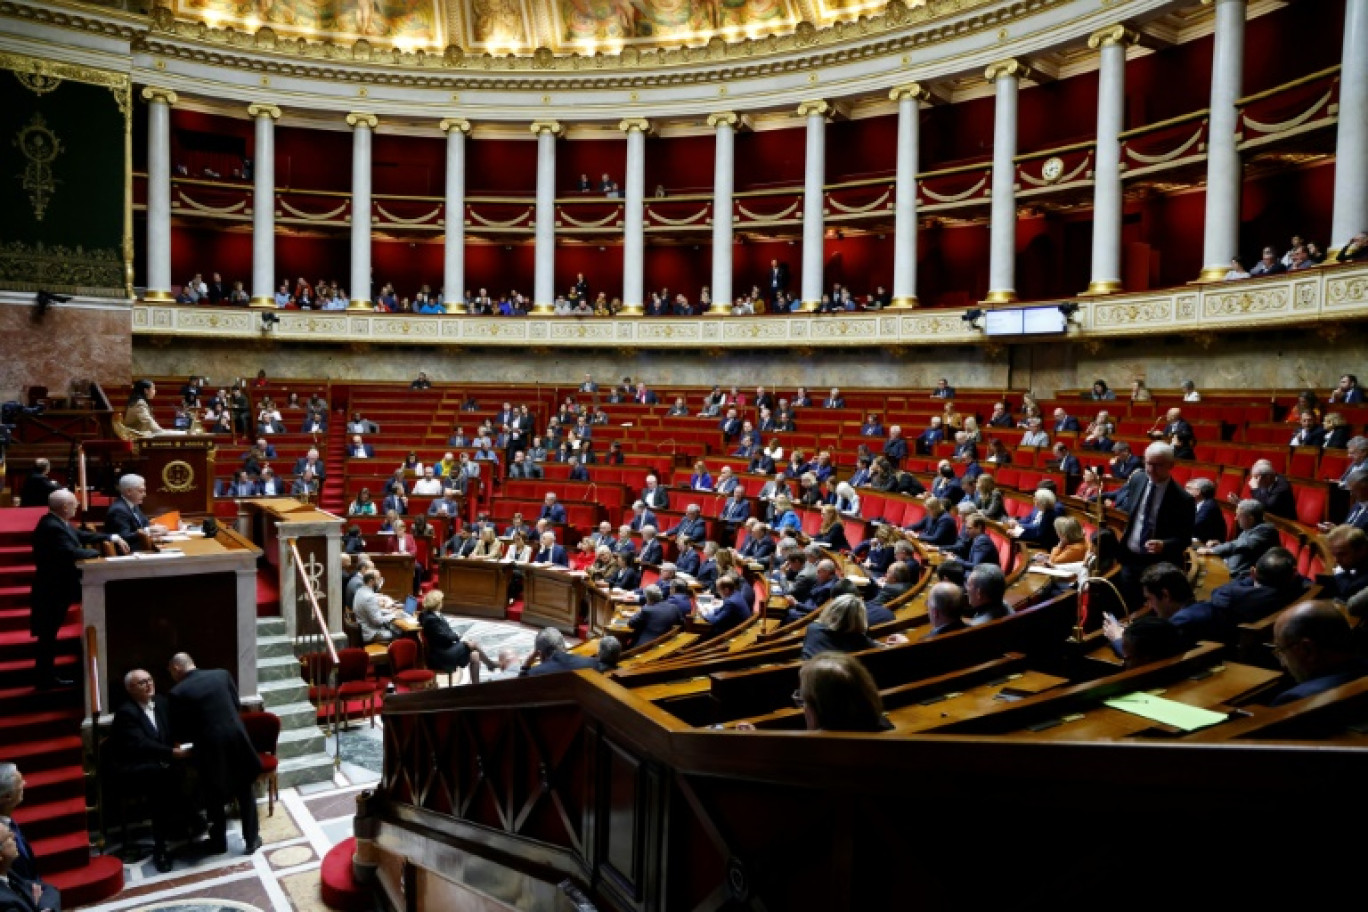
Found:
[1103,692,1229,732]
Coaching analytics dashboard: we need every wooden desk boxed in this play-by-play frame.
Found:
[523,565,588,634]
[438,558,513,620]
[885,670,1071,733]
[80,527,262,718]
[371,553,416,602]
[1017,662,1284,741]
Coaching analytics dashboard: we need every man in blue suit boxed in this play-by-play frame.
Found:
[676,538,701,576]
[637,527,664,566]
[105,473,160,547]
[941,513,999,568]
[522,628,597,676]
[1050,442,1082,478]
[348,435,375,459]
[915,418,945,455]
[721,489,751,523]
[1052,408,1081,433]
[534,531,568,566]
[931,379,956,399]
[628,586,686,648]
[629,501,657,532]
[1011,489,1062,550]
[698,575,751,640]
[1188,478,1227,544]
[539,493,567,524]
[664,505,707,542]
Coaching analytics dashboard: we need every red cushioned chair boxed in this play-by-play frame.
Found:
[388,638,435,693]
[240,711,281,817]
[300,651,340,731]
[335,647,380,729]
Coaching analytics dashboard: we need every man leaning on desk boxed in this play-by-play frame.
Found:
[104,474,169,551]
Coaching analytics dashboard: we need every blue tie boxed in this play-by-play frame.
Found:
[1136,482,1155,543]
[10,819,32,867]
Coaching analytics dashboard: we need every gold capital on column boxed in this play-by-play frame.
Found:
[440,117,471,134]
[888,83,932,104]
[707,111,739,129]
[346,111,378,130]
[529,119,562,136]
[796,99,832,119]
[141,86,178,105]
[984,58,1030,82]
[619,117,651,134]
[247,103,281,120]
[1087,24,1140,49]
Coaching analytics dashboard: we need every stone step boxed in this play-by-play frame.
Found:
[256,634,295,660]
[258,677,310,707]
[266,700,320,731]
[278,726,327,760]
[258,655,303,683]
[277,753,337,791]
[256,617,286,638]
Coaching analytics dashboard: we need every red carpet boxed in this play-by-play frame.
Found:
[320,837,370,911]
[257,567,280,617]
[0,507,124,905]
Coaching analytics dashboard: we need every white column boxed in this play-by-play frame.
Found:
[985,59,1027,304]
[889,85,929,309]
[798,99,831,311]
[1086,26,1137,295]
[248,103,280,307]
[531,120,562,314]
[346,112,377,309]
[1198,0,1247,281]
[708,111,739,314]
[620,118,650,314]
[141,87,177,301]
[441,118,471,306]
[1331,0,1368,254]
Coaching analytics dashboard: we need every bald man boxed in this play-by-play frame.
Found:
[1271,601,1368,705]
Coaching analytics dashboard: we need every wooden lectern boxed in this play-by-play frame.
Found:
[371,553,416,602]
[437,558,512,620]
[522,565,587,634]
[79,525,261,718]
[130,435,218,515]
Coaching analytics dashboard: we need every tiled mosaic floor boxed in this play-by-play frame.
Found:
[75,619,542,911]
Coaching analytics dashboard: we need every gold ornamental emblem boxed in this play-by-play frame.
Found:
[161,460,195,493]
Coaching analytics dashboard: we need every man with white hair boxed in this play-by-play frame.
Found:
[1336,436,1368,488]
[1234,458,1297,520]
[111,668,187,872]
[638,526,663,566]
[1198,499,1277,577]
[105,474,165,547]
[535,531,568,567]
[33,490,126,688]
[629,499,657,532]
[663,504,707,542]
[640,475,670,511]
[1118,443,1196,593]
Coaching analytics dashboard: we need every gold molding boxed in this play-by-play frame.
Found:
[1197,265,1233,283]
[247,102,281,120]
[887,296,919,309]
[888,84,932,104]
[249,296,276,308]
[440,118,472,134]
[529,120,562,136]
[346,112,378,129]
[984,58,1030,83]
[619,118,652,134]
[1087,24,1140,49]
[141,86,179,105]
[707,111,740,129]
[1083,280,1123,296]
[983,289,1018,304]
[796,99,832,119]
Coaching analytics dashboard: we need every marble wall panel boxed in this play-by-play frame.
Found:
[0,298,132,402]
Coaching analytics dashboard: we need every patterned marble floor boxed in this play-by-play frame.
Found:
[75,618,544,912]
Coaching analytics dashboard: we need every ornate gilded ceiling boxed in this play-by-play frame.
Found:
[170,0,901,54]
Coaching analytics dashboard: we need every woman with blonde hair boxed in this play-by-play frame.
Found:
[970,474,1006,520]
[418,589,496,682]
[471,526,503,560]
[834,481,861,516]
[812,504,850,551]
[588,544,616,581]
[961,416,982,444]
[800,594,879,659]
[1045,515,1088,565]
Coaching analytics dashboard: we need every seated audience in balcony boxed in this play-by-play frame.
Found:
[1233,459,1296,520]
[1280,234,1306,269]
[1270,601,1368,705]
[1336,231,1368,262]
[1329,373,1364,404]
[1244,246,1283,277]
[273,281,292,307]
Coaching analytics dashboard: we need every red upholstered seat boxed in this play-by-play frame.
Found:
[336,648,380,728]
[388,638,435,693]
[240,711,281,816]
[1292,483,1329,526]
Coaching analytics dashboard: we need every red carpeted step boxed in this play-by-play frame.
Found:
[320,836,370,912]
[10,765,84,807]
[0,604,77,635]
[49,853,124,908]
[0,545,31,568]
[13,794,86,840]
[0,654,76,690]
[0,565,36,588]
[0,707,83,743]
[0,683,83,718]
[0,586,31,610]
[26,829,95,873]
[0,508,45,535]
[0,623,79,663]
[0,734,81,771]
[257,568,281,617]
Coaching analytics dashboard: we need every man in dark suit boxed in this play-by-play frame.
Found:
[628,586,685,648]
[579,374,598,393]
[17,460,60,508]
[105,474,161,549]
[640,477,670,511]
[637,529,664,566]
[1175,547,1308,642]
[0,819,59,912]
[1197,499,1277,576]
[292,448,325,479]
[538,493,567,524]
[922,582,968,639]
[865,560,917,624]
[1187,478,1227,544]
[883,427,908,469]
[628,502,658,532]
[534,532,569,566]
[718,408,742,441]
[1270,601,1368,705]
[522,628,597,677]
[721,489,751,523]
[1119,442,1197,594]
[1331,373,1364,404]
[1049,443,1082,478]
[1052,408,1080,433]
[768,259,789,307]
[699,576,751,639]
[823,388,845,409]
[915,418,945,455]
[348,435,375,459]
[32,491,124,688]
[111,668,187,872]
[1236,459,1297,520]
[1290,411,1326,447]
[663,505,707,542]
[941,514,998,568]
[783,559,837,623]
[929,463,965,506]
[167,653,262,856]
[931,379,955,399]
[1324,525,1368,602]
[1151,407,1194,445]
